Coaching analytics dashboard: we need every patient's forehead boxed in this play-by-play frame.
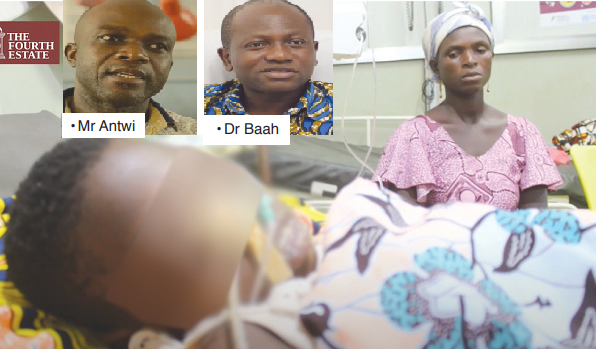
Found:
[77,140,180,268]
[83,140,177,216]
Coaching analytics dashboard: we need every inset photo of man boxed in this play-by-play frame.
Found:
[204,0,333,136]
[63,0,198,135]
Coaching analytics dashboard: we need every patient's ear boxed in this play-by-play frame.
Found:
[217,48,233,72]
[65,43,78,68]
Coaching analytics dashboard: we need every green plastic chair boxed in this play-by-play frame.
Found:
[570,145,596,210]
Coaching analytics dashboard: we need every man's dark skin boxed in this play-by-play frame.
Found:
[389,26,548,209]
[65,0,177,113]
[217,2,318,115]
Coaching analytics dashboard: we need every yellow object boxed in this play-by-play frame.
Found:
[570,145,596,210]
[246,224,293,285]
[559,1,576,8]
[277,195,327,224]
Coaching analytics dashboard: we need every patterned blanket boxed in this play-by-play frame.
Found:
[301,178,596,349]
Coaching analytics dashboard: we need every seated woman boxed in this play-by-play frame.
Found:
[376,4,562,211]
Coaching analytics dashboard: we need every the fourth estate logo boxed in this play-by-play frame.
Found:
[0,27,5,60]
[0,22,59,64]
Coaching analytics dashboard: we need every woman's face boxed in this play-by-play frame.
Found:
[432,26,493,96]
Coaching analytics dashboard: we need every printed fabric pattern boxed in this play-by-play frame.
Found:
[552,119,596,152]
[301,178,596,349]
[0,197,107,349]
[376,115,563,211]
[204,79,333,135]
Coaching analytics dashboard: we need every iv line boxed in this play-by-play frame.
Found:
[357,1,378,179]
[340,3,382,184]
[228,269,249,349]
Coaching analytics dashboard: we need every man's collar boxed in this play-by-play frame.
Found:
[63,87,177,134]
[221,79,319,115]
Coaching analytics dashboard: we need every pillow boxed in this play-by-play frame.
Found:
[0,197,108,349]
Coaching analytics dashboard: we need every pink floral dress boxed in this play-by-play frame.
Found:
[376,115,563,211]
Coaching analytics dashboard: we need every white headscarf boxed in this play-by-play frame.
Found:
[422,2,495,82]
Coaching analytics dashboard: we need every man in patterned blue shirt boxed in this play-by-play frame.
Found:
[204,0,333,135]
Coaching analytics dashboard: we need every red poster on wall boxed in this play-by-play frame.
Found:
[0,22,60,64]
[540,1,596,26]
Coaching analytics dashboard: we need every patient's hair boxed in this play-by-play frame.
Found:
[5,139,137,331]
[221,0,315,48]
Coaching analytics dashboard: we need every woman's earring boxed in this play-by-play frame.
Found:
[439,80,443,99]
[486,82,490,93]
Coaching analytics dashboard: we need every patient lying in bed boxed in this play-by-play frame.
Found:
[5,139,596,349]
[138,180,596,349]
